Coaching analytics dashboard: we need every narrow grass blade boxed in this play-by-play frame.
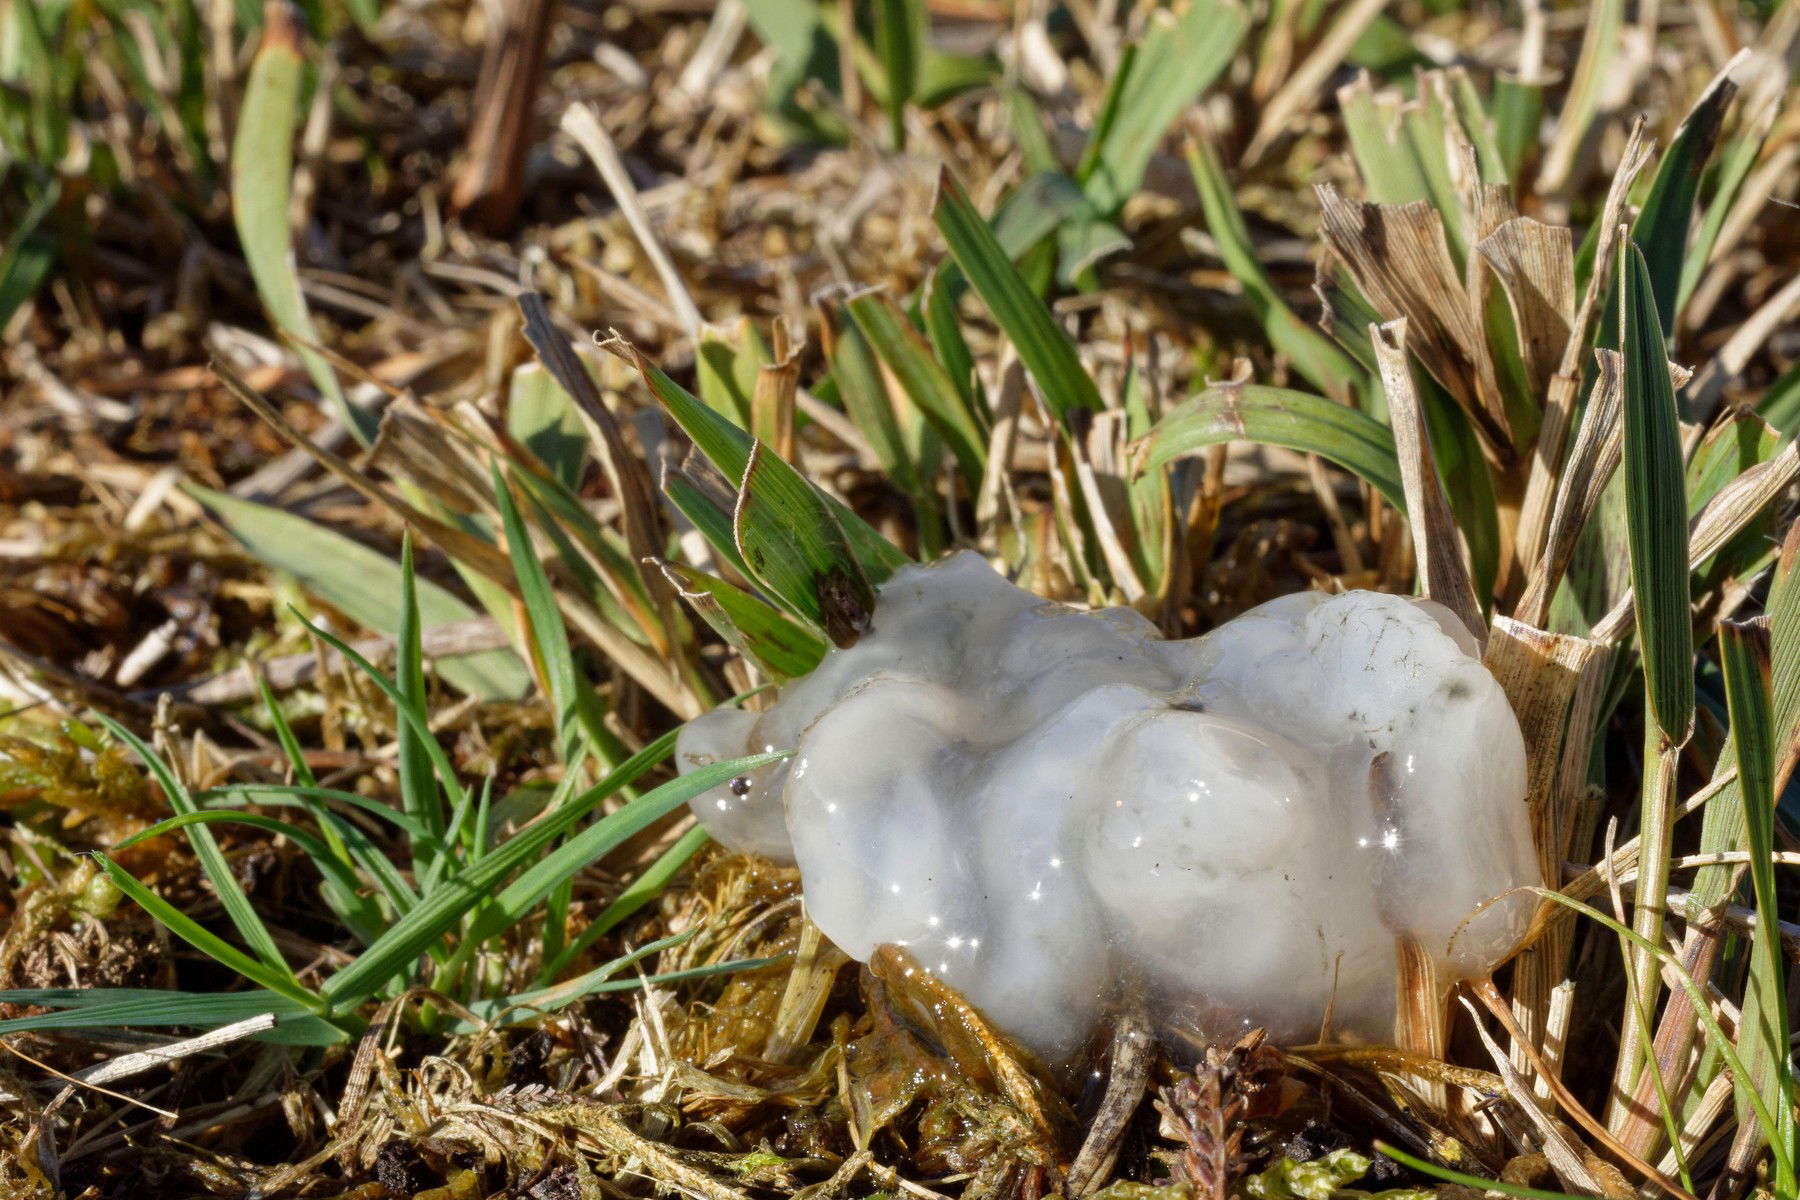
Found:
[92,853,326,1016]
[429,750,788,981]
[734,441,875,647]
[394,537,445,876]
[0,989,332,1040]
[1077,1,1245,215]
[230,5,373,445]
[188,485,529,700]
[871,0,922,147]
[845,289,987,485]
[1188,138,1363,402]
[625,344,909,580]
[1632,67,1738,336]
[933,169,1102,422]
[93,715,293,982]
[314,729,690,1009]
[541,825,711,981]
[1717,621,1797,1190]
[655,560,827,679]
[1136,384,1407,511]
[696,319,765,427]
[1619,243,1694,742]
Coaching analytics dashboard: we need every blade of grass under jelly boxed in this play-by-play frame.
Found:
[932,169,1103,422]
[844,289,988,486]
[91,853,328,1017]
[1718,622,1798,1191]
[1136,384,1408,511]
[538,825,712,983]
[93,714,295,983]
[735,441,876,647]
[314,730,694,1010]
[229,4,374,446]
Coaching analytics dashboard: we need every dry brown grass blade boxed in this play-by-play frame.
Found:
[1476,218,1575,401]
[208,355,519,585]
[1591,437,1800,642]
[1613,922,1724,1162]
[753,317,801,463]
[1484,616,1609,1086]
[1317,185,1512,459]
[1392,936,1447,1113]
[1469,981,1703,1200]
[1372,320,1485,644]
[1515,349,1626,628]
[1067,1006,1152,1195]
[763,918,849,1065]
[1512,121,1652,594]
[1456,996,1607,1195]
[1241,0,1390,163]
[448,0,554,233]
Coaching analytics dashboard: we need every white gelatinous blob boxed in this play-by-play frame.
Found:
[676,552,1537,1061]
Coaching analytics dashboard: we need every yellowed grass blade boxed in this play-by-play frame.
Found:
[1372,320,1485,643]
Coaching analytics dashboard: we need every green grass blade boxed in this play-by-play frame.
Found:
[1188,138,1364,402]
[631,350,909,581]
[734,441,876,647]
[507,364,590,490]
[934,169,1102,422]
[326,749,785,1009]
[187,484,529,700]
[871,0,923,147]
[845,289,988,485]
[1077,1,1245,215]
[655,560,828,679]
[1619,243,1694,742]
[540,825,711,982]
[1718,621,1797,1190]
[1632,71,1737,337]
[394,537,445,878]
[0,988,331,1039]
[92,853,327,1017]
[93,714,294,983]
[229,6,374,445]
[1137,384,1407,511]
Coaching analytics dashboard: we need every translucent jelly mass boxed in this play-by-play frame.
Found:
[677,553,1537,1061]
